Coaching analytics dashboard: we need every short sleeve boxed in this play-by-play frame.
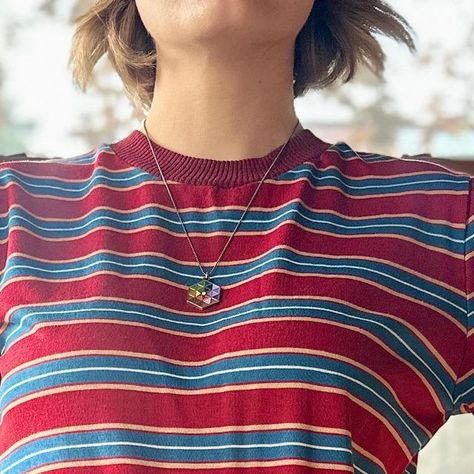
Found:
[451,176,474,416]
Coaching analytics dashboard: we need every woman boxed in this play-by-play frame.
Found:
[0,1,472,473]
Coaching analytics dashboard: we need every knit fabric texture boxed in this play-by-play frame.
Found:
[0,126,473,473]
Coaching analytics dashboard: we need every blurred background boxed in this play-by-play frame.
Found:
[0,1,473,472]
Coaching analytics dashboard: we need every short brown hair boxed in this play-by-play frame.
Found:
[68,0,417,115]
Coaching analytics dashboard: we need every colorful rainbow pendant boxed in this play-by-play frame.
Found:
[187,274,221,309]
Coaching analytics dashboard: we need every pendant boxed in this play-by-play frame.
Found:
[187,273,221,309]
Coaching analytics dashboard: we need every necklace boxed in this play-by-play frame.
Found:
[142,118,302,310]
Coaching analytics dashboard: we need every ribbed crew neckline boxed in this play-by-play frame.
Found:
[111,126,331,187]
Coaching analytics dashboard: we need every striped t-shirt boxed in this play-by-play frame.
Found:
[0,126,473,474]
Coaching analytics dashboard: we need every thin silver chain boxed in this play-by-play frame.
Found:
[142,118,301,281]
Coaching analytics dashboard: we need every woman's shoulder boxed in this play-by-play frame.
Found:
[0,142,112,173]
[0,145,112,212]
[328,140,472,178]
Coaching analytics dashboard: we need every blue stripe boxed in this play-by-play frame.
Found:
[2,249,465,324]
[2,428,380,472]
[0,286,461,399]
[1,201,465,251]
[0,167,152,198]
[2,352,427,453]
